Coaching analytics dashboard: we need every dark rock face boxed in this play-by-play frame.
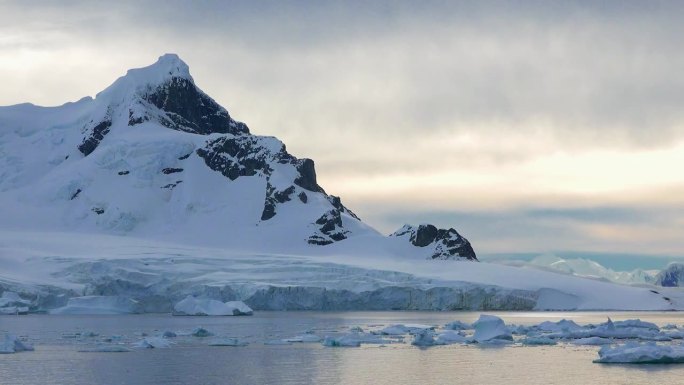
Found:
[70,189,82,200]
[308,210,349,245]
[196,136,278,181]
[143,77,249,136]
[656,263,684,287]
[294,159,324,193]
[298,192,308,203]
[78,119,112,156]
[92,207,105,215]
[161,181,183,190]
[162,167,183,174]
[391,224,477,261]
[118,170,130,175]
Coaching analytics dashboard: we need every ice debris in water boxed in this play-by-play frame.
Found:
[594,342,684,364]
[569,337,614,346]
[191,327,214,337]
[0,334,34,354]
[322,333,388,347]
[162,331,177,338]
[284,334,322,343]
[208,338,248,347]
[472,315,513,343]
[435,330,470,345]
[264,340,292,345]
[133,337,172,349]
[377,324,435,336]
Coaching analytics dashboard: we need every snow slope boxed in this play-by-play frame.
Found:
[496,254,657,286]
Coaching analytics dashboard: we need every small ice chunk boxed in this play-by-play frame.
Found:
[595,342,684,364]
[264,340,292,345]
[349,326,364,333]
[191,327,214,337]
[411,329,442,347]
[133,337,172,349]
[473,315,513,343]
[208,338,248,347]
[323,336,361,347]
[162,331,177,338]
[436,330,470,345]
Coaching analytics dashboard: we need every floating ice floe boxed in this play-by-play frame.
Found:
[264,340,292,345]
[536,319,582,332]
[133,337,172,349]
[50,296,141,315]
[79,345,132,353]
[162,331,177,338]
[0,334,34,354]
[544,318,662,340]
[322,332,388,347]
[377,324,435,336]
[172,296,253,316]
[472,315,513,343]
[594,342,684,364]
[208,338,248,347]
[435,330,470,345]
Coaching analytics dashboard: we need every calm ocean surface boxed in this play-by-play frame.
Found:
[1,311,683,385]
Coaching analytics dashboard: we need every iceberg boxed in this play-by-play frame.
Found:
[172,296,253,316]
[323,336,361,347]
[50,296,141,315]
[322,333,387,347]
[0,334,34,354]
[536,319,583,332]
[595,342,684,364]
[472,315,513,343]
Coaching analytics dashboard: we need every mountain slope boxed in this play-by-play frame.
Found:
[0,54,476,260]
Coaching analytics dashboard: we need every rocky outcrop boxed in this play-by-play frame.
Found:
[78,119,112,156]
[391,224,477,261]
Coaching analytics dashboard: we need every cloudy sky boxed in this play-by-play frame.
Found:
[2,1,684,259]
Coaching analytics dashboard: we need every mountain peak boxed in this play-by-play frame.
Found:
[97,53,193,100]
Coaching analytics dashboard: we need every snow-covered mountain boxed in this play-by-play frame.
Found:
[1,54,682,313]
[0,54,475,261]
[655,263,684,287]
